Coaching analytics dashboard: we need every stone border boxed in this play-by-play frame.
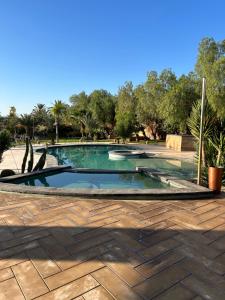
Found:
[108,150,146,160]
[45,154,59,168]
[0,166,213,200]
[0,166,72,182]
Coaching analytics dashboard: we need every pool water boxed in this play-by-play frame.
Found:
[44,145,195,179]
[14,171,171,189]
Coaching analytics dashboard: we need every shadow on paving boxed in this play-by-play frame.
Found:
[0,225,225,262]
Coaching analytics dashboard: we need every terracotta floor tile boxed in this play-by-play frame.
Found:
[27,247,61,278]
[92,267,142,300]
[56,244,107,270]
[0,277,25,300]
[0,251,28,269]
[83,286,115,300]
[45,260,104,290]
[36,275,99,300]
[134,263,190,299]
[139,238,180,260]
[101,251,144,287]
[182,275,225,299]
[153,283,196,300]
[0,267,14,282]
[0,192,225,299]
[136,249,184,277]
[12,261,49,299]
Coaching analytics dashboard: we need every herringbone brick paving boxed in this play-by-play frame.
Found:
[0,192,225,299]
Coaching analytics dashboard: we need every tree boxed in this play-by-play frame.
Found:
[32,103,52,138]
[51,100,66,143]
[70,92,89,114]
[32,104,49,125]
[19,114,34,137]
[0,114,5,130]
[159,73,199,133]
[206,56,225,118]
[80,113,99,138]
[135,70,176,139]
[115,82,137,140]
[69,92,89,137]
[115,112,135,140]
[89,89,116,136]
[195,37,225,118]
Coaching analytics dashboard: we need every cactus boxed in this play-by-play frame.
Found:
[27,139,34,172]
[21,138,47,173]
[21,137,29,173]
[33,149,47,172]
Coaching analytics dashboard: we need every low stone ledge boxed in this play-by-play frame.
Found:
[0,166,214,200]
[0,166,72,182]
[166,134,195,151]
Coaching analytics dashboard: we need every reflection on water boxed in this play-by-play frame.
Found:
[41,145,195,179]
[166,160,181,167]
[14,171,171,189]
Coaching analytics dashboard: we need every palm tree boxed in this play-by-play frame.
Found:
[19,114,34,137]
[81,113,99,138]
[32,103,50,127]
[7,106,18,135]
[32,103,47,118]
[51,100,66,143]
[33,103,46,111]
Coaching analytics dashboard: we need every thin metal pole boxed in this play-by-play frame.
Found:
[197,77,206,185]
[32,116,35,140]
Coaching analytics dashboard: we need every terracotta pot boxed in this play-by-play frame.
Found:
[208,167,224,193]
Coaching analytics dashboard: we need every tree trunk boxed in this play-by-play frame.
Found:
[151,121,158,140]
[141,128,149,141]
[55,117,59,143]
[202,140,206,168]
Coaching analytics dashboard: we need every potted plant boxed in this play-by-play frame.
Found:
[208,132,225,192]
[187,100,225,191]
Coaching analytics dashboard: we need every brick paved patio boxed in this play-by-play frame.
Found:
[0,192,225,299]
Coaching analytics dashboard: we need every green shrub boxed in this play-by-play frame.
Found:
[1,169,16,177]
[0,129,11,162]
[115,112,135,140]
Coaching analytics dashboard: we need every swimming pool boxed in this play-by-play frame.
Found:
[0,144,211,199]
[43,145,195,179]
[13,170,172,189]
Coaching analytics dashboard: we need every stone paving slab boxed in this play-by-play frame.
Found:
[0,191,224,299]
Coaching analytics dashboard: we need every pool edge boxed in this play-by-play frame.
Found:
[0,167,214,200]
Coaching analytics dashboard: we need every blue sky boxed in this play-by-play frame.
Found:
[0,0,224,115]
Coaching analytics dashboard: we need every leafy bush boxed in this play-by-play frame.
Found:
[1,169,16,177]
[0,129,11,162]
[115,112,135,140]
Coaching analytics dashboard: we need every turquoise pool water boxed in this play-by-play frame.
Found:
[44,145,195,179]
[14,171,171,189]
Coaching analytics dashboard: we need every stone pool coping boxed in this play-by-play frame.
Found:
[0,165,213,200]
